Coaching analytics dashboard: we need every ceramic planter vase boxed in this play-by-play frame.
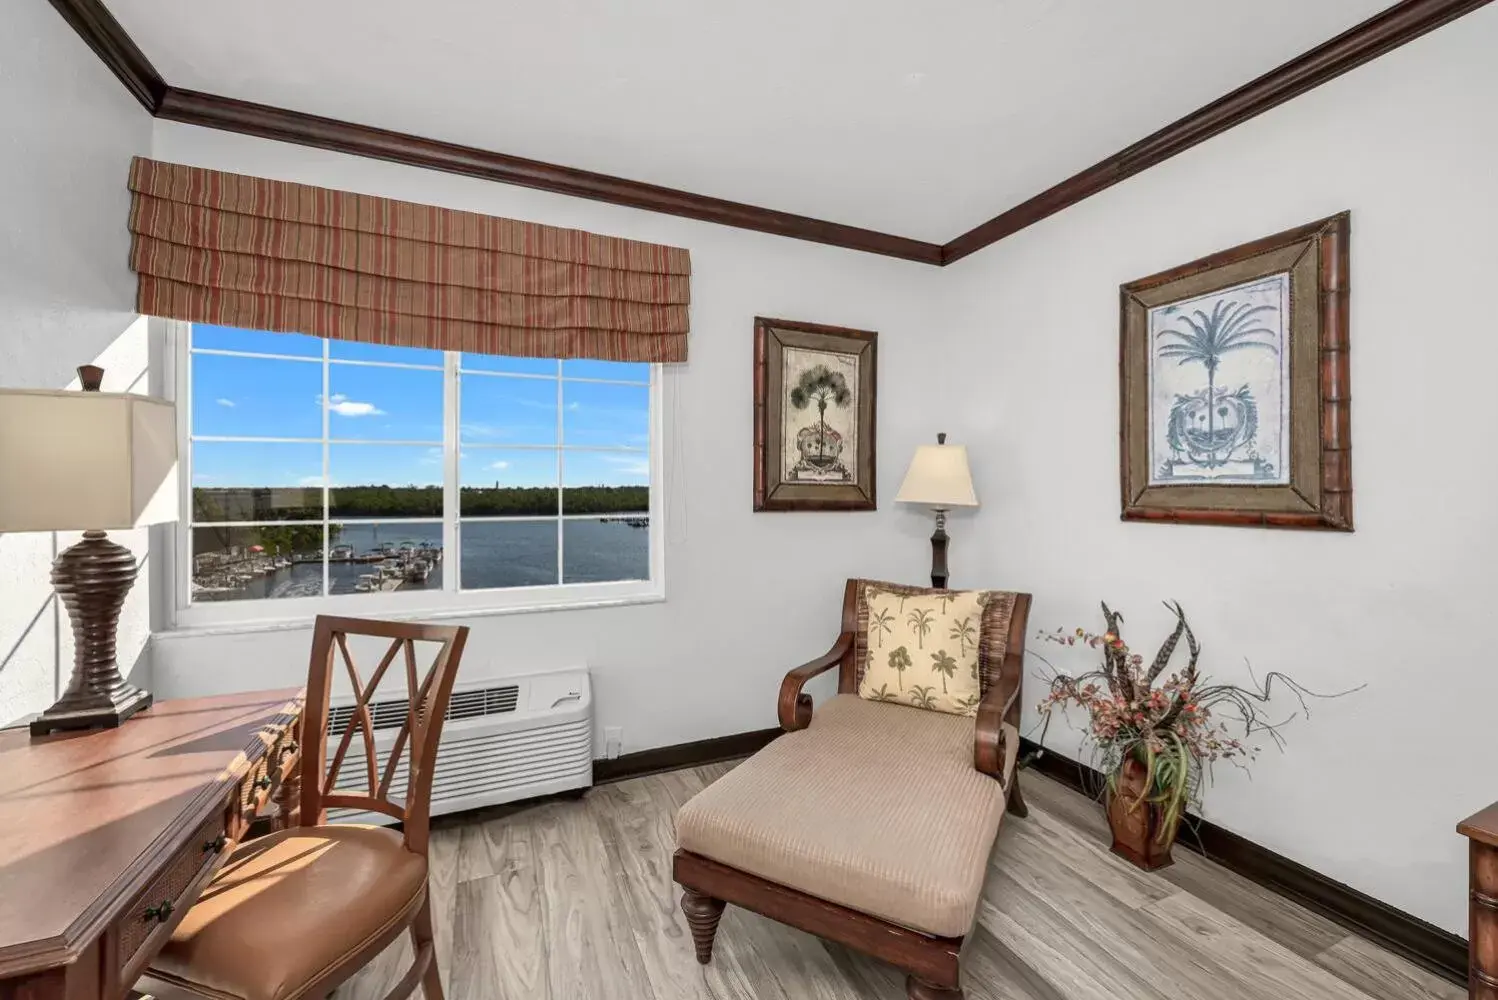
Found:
[1105,757,1181,871]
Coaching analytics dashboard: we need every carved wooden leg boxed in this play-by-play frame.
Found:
[1006,770,1029,818]
[681,889,727,965]
[273,719,303,831]
[1473,840,1498,999]
[907,974,963,999]
[410,893,445,1000]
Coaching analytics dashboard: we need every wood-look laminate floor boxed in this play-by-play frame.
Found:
[335,763,1461,1000]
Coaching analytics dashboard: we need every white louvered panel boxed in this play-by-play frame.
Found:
[328,683,520,736]
[325,670,592,826]
[344,721,590,800]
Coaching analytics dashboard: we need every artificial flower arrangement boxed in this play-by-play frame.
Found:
[1031,601,1353,868]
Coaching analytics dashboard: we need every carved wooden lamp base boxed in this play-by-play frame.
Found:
[29,530,152,737]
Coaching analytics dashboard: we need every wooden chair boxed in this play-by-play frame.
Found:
[673,579,1031,1000]
[137,616,469,1000]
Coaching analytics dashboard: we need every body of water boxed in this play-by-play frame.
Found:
[197,519,648,602]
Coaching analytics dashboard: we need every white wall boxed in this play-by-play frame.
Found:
[147,121,950,752]
[0,3,153,724]
[940,7,1498,935]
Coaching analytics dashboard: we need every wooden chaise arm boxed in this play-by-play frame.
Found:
[974,682,1022,785]
[778,633,854,732]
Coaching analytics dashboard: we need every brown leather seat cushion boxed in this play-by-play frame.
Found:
[145,824,427,1000]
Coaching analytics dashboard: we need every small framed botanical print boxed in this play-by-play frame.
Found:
[1120,212,1352,530]
[753,317,877,511]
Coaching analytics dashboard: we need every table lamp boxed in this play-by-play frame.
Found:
[895,433,978,588]
[0,366,177,736]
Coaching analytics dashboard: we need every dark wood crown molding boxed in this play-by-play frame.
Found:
[941,0,1494,264]
[42,0,1496,263]
[46,0,165,113]
[153,89,945,265]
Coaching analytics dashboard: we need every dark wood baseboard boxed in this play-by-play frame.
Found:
[592,727,781,785]
[1020,739,1467,986]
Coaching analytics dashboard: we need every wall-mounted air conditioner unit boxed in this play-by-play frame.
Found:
[326,667,591,825]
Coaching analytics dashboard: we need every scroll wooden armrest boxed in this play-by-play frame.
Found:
[778,633,854,732]
[974,682,1022,783]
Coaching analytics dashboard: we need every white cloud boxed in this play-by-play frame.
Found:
[330,400,385,417]
[567,401,581,411]
[490,460,510,470]
[193,473,215,484]
[215,398,236,408]
[315,393,386,417]
[299,475,327,487]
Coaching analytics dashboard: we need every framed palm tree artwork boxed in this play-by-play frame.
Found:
[753,316,877,511]
[1120,212,1352,530]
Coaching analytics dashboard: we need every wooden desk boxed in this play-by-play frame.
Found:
[1460,803,1498,999]
[0,690,303,1000]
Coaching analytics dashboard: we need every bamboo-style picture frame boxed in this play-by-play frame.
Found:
[753,317,877,512]
[1120,213,1352,531]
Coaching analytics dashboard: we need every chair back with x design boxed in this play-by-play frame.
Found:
[299,615,470,855]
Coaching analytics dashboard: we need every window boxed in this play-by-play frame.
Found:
[173,323,661,627]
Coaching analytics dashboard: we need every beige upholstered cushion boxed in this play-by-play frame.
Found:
[675,694,1017,938]
[859,586,984,715]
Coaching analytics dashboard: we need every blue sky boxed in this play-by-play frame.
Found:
[190,325,650,490]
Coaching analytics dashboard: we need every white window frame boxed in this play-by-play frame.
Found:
[158,320,665,634]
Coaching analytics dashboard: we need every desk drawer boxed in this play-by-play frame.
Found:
[116,804,232,985]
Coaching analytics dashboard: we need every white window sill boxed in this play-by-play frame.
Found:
[153,588,665,640]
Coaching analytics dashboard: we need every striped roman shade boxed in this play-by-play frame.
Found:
[127,157,691,362]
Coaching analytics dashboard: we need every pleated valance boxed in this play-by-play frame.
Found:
[126,157,691,362]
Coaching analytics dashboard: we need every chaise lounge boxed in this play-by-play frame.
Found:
[672,578,1031,999]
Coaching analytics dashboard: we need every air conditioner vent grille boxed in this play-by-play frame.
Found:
[328,684,519,736]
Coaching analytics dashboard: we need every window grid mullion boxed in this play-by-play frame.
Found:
[444,351,460,595]
[321,338,331,599]
[555,368,565,586]
[178,322,194,614]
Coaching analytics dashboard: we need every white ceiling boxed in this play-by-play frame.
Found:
[106,0,1391,242]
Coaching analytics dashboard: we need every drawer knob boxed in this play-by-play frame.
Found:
[254,776,273,790]
[203,834,228,854]
[144,900,175,923]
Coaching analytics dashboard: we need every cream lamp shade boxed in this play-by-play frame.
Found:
[0,387,178,532]
[896,439,978,509]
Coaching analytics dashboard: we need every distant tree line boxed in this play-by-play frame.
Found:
[193,484,648,523]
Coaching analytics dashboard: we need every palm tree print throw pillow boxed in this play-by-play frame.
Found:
[858,587,984,716]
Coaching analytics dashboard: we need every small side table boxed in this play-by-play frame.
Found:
[1459,803,1498,998]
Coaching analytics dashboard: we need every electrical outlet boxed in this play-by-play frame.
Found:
[604,726,623,760]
